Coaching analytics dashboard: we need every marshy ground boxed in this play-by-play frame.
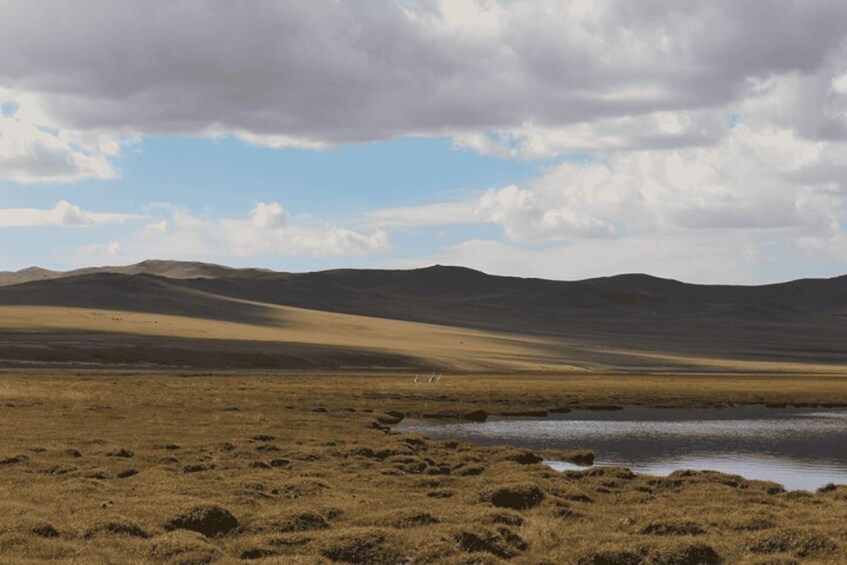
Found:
[2,370,847,564]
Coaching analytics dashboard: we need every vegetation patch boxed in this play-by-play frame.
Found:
[319,530,401,563]
[640,522,705,536]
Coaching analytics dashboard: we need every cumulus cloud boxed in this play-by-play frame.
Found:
[1,0,846,158]
[0,200,141,228]
[372,123,847,239]
[88,202,390,262]
[0,91,120,183]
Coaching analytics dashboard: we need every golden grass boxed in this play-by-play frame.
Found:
[1,370,846,563]
[0,304,567,372]
[4,302,847,375]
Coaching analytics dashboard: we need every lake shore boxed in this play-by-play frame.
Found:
[2,370,846,563]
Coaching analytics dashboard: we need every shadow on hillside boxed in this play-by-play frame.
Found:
[0,274,285,327]
[0,331,427,370]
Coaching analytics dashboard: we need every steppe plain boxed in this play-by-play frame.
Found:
[1,262,846,564]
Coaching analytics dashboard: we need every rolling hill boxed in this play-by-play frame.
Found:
[0,261,845,370]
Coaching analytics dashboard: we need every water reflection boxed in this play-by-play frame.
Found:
[396,406,847,491]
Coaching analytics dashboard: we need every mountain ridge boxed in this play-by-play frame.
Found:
[1,260,845,367]
[3,259,845,288]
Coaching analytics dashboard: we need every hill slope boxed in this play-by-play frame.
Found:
[0,261,845,369]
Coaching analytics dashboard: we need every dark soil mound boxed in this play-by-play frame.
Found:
[501,448,543,465]
[32,524,59,538]
[164,505,239,537]
[275,512,329,533]
[241,548,279,560]
[653,543,721,564]
[578,550,644,564]
[463,410,488,422]
[482,484,544,510]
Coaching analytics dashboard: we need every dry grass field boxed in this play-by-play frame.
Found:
[2,370,847,564]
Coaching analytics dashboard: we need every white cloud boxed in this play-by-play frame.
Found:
[832,72,847,95]
[0,94,121,183]
[0,200,142,228]
[372,123,847,241]
[249,202,287,229]
[86,202,390,262]
[475,184,617,240]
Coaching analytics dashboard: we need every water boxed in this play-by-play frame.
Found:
[396,406,847,491]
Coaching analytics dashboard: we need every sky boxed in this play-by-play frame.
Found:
[1,0,847,284]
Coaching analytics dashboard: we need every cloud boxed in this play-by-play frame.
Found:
[1,0,846,160]
[372,122,847,240]
[0,200,142,228]
[0,92,121,183]
[86,202,390,261]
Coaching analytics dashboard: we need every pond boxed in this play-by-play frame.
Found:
[395,405,847,491]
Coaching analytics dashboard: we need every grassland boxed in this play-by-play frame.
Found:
[2,370,847,564]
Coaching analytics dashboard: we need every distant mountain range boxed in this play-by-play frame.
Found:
[1,260,845,366]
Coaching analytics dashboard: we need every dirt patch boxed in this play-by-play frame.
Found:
[164,505,239,538]
[481,484,544,510]
[543,448,595,465]
[273,512,329,533]
[496,447,543,465]
[652,542,721,564]
[577,549,644,564]
[463,410,488,422]
[32,524,59,538]
[240,547,279,560]
[183,464,208,473]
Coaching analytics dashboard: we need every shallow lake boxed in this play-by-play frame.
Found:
[396,406,847,491]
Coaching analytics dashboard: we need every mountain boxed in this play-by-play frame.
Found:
[0,259,273,286]
[0,260,845,369]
